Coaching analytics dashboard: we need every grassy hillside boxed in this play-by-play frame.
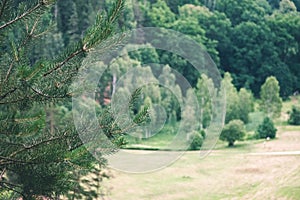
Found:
[103,99,300,199]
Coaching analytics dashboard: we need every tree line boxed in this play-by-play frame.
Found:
[21,0,300,101]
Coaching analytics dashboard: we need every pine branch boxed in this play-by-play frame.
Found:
[4,60,15,82]
[9,134,67,158]
[43,47,85,77]
[108,0,124,23]
[30,85,69,99]
[0,181,24,197]
[0,0,9,20]
[0,167,5,181]
[0,181,22,188]
[0,95,68,105]
[0,87,17,101]
[4,9,48,83]
[0,2,44,30]
[129,88,142,110]
[43,0,124,77]
[0,156,39,165]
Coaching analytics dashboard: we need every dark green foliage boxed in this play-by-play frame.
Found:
[288,105,300,125]
[188,131,204,150]
[293,0,300,10]
[136,0,300,98]
[220,120,245,147]
[256,117,277,139]
[10,0,300,100]
[0,0,141,199]
[216,0,271,25]
[166,0,200,13]
[200,129,206,139]
[128,45,160,67]
[268,0,280,9]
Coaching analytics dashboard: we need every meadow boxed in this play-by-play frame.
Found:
[103,99,300,200]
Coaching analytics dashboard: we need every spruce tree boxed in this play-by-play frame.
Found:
[288,105,300,125]
[0,0,146,199]
[256,117,277,139]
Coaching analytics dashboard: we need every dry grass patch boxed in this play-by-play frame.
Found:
[102,126,300,200]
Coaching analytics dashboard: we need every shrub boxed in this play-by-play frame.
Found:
[288,105,300,125]
[200,129,206,139]
[220,120,245,147]
[187,131,204,150]
[256,117,277,139]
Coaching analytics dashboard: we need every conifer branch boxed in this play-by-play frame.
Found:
[4,61,14,82]
[0,156,39,165]
[43,0,124,77]
[30,85,66,99]
[0,181,24,197]
[0,2,44,30]
[109,0,124,23]
[0,0,9,20]
[43,48,84,77]
[0,87,17,101]
[4,12,44,83]
[0,167,5,181]
[9,134,67,158]
[0,181,22,189]
[0,181,28,199]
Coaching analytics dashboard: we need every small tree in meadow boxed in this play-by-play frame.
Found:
[220,120,245,147]
[259,76,283,118]
[256,117,277,139]
[288,105,300,125]
[187,131,204,150]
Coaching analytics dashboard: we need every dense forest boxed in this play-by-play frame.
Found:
[40,0,300,99]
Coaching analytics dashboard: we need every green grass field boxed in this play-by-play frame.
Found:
[104,126,300,200]
[102,99,300,200]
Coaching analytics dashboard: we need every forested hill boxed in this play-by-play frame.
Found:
[37,0,300,98]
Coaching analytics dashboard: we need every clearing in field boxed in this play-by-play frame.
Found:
[103,126,300,200]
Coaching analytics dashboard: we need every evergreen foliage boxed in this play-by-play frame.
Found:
[0,0,150,199]
[256,117,277,139]
[187,131,204,150]
[288,105,300,125]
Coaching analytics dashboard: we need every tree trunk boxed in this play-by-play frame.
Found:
[228,141,234,147]
[112,73,117,95]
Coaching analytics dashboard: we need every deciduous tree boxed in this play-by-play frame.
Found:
[220,120,245,147]
[259,76,283,118]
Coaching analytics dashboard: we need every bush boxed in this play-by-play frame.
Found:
[187,131,204,150]
[256,117,277,139]
[200,129,206,139]
[220,120,245,147]
[288,105,300,125]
